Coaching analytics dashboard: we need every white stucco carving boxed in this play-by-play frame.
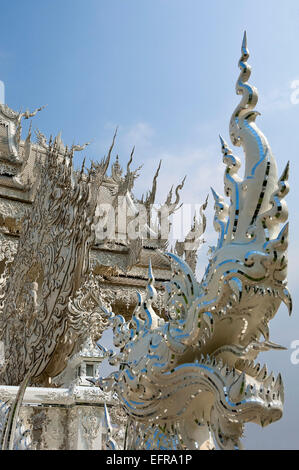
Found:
[96,33,291,450]
[0,32,292,451]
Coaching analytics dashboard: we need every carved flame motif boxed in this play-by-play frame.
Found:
[0,138,110,387]
[97,33,291,450]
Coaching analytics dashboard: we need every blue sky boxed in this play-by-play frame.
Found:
[2,0,299,449]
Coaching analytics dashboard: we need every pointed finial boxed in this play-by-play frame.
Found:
[219,134,231,154]
[210,187,219,202]
[240,30,249,64]
[127,146,135,172]
[280,161,289,182]
[105,128,118,171]
[26,121,32,144]
[111,154,122,178]
[219,134,237,162]
[148,258,154,282]
[153,159,162,181]
[146,257,157,304]
[242,31,247,51]
[230,30,258,146]
[219,134,225,148]
[80,157,86,174]
[241,31,249,60]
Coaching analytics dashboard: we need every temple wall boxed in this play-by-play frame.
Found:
[0,384,125,450]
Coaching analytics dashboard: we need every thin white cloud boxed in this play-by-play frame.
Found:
[259,84,294,113]
[122,122,155,150]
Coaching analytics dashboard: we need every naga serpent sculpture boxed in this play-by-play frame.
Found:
[97,32,291,450]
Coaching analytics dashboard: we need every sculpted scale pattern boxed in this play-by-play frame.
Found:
[0,33,292,451]
[97,34,292,450]
[0,138,110,386]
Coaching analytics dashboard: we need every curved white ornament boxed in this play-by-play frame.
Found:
[97,33,291,450]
